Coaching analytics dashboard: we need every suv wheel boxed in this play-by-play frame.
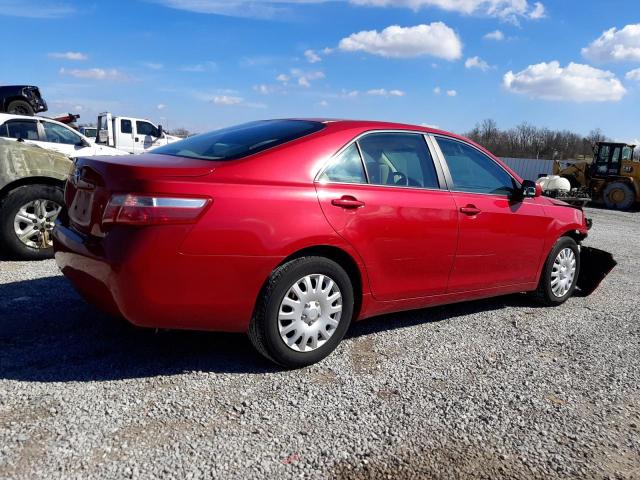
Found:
[0,185,63,260]
[6,100,35,116]
[248,256,354,368]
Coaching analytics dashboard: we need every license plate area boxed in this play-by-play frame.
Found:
[69,189,94,227]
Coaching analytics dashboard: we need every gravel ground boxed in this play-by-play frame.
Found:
[0,207,638,479]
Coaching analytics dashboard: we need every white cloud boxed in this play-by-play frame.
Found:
[304,49,322,63]
[529,1,544,19]
[143,62,164,70]
[157,104,166,110]
[484,29,504,41]
[433,86,441,94]
[626,68,640,81]
[446,89,457,96]
[59,67,128,81]
[504,61,626,102]
[465,56,490,71]
[212,95,244,105]
[349,0,546,23]
[339,23,462,60]
[48,51,87,61]
[0,0,75,18]
[318,100,329,107]
[582,24,640,63]
[180,61,217,72]
[146,0,338,19]
[279,69,325,87]
[253,84,277,94]
[366,88,406,97]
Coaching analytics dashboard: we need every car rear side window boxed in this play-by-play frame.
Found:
[358,133,439,189]
[152,120,325,161]
[121,120,132,134]
[3,120,39,141]
[436,137,516,195]
[319,144,367,184]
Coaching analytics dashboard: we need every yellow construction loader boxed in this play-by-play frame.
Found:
[554,142,639,210]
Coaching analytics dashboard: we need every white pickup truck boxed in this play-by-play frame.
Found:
[96,112,180,154]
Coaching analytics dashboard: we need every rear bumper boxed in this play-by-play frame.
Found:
[53,223,279,332]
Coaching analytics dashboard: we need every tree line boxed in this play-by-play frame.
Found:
[464,119,616,160]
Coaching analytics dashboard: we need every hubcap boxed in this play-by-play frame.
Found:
[278,274,343,352]
[13,199,62,249]
[550,248,577,298]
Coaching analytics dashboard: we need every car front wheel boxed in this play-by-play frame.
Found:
[248,256,354,368]
[533,237,581,306]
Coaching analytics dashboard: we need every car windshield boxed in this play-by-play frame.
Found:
[153,120,325,161]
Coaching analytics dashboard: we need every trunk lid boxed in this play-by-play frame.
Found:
[64,154,217,236]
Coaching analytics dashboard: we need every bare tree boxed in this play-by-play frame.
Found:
[466,120,610,160]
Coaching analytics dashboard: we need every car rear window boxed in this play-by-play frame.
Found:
[153,120,325,161]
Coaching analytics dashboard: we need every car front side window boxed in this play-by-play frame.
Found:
[436,137,516,195]
[136,121,158,137]
[42,122,83,145]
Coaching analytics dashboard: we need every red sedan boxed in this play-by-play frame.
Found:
[54,119,589,367]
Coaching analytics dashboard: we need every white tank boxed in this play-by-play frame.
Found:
[536,175,571,192]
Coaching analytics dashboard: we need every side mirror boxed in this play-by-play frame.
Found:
[76,139,90,148]
[521,180,540,198]
[156,124,163,137]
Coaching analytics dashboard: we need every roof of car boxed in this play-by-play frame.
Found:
[284,118,453,136]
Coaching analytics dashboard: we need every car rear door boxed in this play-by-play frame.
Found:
[38,120,92,157]
[432,135,551,293]
[315,131,458,301]
[117,119,135,153]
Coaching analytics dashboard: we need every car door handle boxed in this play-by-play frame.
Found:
[460,205,481,215]
[331,196,365,209]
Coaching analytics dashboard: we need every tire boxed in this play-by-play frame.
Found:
[0,185,64,260]
[532,237,581,306]
[248,256,354,368]
[6,100,34,116]
[602,182,635,210]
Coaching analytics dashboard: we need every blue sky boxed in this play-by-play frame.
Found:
[0,0,638,143]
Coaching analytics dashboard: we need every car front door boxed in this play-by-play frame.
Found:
[135,120,159,153]
[433,135,551,293]
[39,120,92,157]
[316,132,458,301]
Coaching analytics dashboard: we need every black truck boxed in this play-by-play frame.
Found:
[0,85,47,115]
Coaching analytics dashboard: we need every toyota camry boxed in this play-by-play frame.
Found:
[53,119,590,367]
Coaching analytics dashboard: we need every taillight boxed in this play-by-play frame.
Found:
[102,194,211,226]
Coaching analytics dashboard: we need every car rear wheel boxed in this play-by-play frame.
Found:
[603,182,635,210]
[532,237,580,306]
[248,256,354,368]
[6,100,35,116]
[0,185,63,260]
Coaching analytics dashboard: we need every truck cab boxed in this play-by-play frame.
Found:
[96,113,180,154]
